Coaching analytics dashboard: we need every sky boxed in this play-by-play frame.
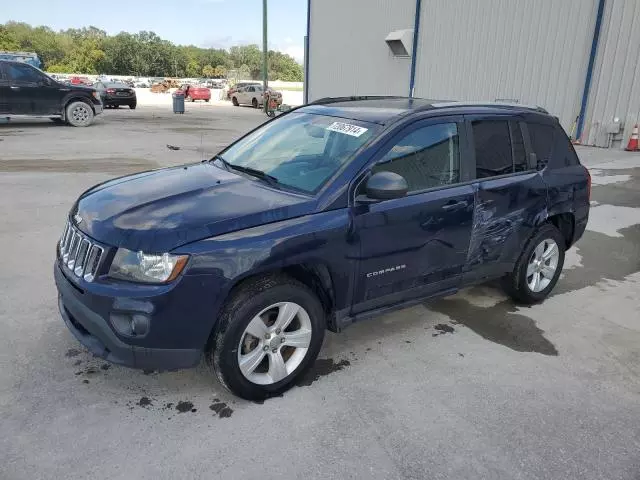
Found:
[1,0,307,62]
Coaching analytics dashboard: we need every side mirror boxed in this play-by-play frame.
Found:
[363,171,409,201]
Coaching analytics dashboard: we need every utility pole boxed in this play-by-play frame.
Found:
[262,0,268,112]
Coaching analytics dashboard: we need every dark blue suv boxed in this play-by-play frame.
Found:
[54,97,590,400]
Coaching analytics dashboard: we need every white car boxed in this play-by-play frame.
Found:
[231,84,266,108]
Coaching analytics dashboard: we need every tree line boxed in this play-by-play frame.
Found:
[0,22,303,81]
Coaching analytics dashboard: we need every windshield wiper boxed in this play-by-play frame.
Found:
[210,155,280,187]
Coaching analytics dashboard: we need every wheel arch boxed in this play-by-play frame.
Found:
[547,212,575,249]
[62,95,95,119]
[213,262,338,336]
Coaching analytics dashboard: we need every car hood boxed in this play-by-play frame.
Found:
[72,163,315,252]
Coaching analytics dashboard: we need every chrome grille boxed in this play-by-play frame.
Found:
[58,220,104,282]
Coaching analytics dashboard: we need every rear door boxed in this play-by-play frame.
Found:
[463,115,548,281]
[351,116,475,314]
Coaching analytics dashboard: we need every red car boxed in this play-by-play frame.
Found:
[179,84,211,102]
[69,76,92,86]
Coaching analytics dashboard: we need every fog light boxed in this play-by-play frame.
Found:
[131,315,149,336]
[111,313,150,337]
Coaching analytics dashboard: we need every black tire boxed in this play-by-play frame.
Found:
[503,223,565,304]
[129,103,137,110]
[232,97,239,106]
[207,274,326,401]
[252,98,258,109]
[65,101,94,127]
[205,99,210,103]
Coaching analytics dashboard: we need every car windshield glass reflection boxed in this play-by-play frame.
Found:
[218,113,379,194]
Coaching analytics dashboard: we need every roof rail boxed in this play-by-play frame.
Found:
[309,95,406,105]
[430,101,548,114]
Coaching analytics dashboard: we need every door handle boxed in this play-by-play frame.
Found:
[10,86,20,90]
[442,200,468,211]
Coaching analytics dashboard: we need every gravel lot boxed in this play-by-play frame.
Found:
[1,106,639,480]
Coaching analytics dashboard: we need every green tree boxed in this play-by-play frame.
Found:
[0,25,20,50]
[0,21,303,81]
[202,64,215,78]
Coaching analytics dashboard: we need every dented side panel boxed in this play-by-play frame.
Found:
[466,172,548,276]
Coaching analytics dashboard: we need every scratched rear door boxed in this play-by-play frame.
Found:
[463,115,548,280]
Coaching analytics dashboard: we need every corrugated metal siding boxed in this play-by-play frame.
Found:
[307,0,415,101]
[584,0,640,147]
[412,0,598,131]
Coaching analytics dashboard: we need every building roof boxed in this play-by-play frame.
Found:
[298,96,550,125]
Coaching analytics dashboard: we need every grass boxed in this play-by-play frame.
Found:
[276,85,304,92]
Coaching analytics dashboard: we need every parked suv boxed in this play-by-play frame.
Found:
[0,60,103,126]
[54,97,590,400]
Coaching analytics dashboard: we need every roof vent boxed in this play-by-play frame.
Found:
[385,29,413,57]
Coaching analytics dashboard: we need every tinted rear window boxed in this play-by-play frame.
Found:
[528,123,555,169]
[472,120,513,178]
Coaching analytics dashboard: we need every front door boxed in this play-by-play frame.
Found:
[6,62,60,115]
[351,118,475,314]
[0,63,9,114]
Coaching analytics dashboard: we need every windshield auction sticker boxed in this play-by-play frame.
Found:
[326,122,368,137]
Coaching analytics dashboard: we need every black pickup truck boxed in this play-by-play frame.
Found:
[0,60,103,126]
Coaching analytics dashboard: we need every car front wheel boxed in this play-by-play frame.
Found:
[232,97,239,106]
[65,101,94,127]
[207,275,325,400]
[503,223,565,304]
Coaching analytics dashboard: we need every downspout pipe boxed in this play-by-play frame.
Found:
[304,0,311,104]
[408,0,422,98]
[576,0,606,141]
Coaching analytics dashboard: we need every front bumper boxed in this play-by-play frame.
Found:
[54,262,203,370]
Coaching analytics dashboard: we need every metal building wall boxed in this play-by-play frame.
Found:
[412,0,599,131]
[583,0,640,147]
[307,0,415,101]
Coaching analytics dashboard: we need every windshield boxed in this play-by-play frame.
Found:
[218,112,379,194]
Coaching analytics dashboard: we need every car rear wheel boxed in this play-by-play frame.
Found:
[207,275,325,400]
[503,223,565,304]
[252,98,258,109]
[232,97,239,106]
[129,102,137,110]
[65,101,94,127]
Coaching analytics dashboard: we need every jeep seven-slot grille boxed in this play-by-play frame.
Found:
[59,220,104,282]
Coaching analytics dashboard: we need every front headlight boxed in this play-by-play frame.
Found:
[108,248,189,283]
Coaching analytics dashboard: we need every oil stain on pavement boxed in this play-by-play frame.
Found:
[428,298,558,356]
[295,358,351,387]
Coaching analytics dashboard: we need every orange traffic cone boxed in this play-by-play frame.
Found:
[625,124,639,151]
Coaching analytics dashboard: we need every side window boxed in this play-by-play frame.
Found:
[511,122,528,172]
[7,63,43,84]
[527,123,555,169]
[472,120,513,178]
[372,123,460,192]
[247,86,254,92]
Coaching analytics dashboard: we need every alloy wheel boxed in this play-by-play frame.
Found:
[526,239,559,292]
[237,302,312,385]
[72,105,90,124]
